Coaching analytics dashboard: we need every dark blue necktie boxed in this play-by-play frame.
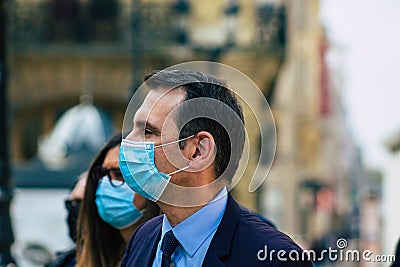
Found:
[161,230,180,267]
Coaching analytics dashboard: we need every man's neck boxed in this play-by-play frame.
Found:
[158,203,205,227]
[158,185,227,226]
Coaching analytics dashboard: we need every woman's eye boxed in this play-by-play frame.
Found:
[144,128,153,135]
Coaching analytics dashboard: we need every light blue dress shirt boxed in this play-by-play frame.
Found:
[152,188,228,267]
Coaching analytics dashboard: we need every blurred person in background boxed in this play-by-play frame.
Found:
[45,172,87,267]
[66,172,87,244]
[72,132,160,267]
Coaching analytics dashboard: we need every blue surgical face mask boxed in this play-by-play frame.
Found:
[119,136,193,201]
[95,177,143,229]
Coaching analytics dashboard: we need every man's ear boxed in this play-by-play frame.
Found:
[188,131,215,172]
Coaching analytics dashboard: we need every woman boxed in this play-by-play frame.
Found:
[75,133,159,267]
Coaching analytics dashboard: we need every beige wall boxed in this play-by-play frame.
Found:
[383,135,400,256]
[9,51,132,160]
[261,0,324,239]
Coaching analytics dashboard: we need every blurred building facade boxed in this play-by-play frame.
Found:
[383,132,400,256]
[6,0,364,254]
[258,0,364,255]
[7,0,285,191]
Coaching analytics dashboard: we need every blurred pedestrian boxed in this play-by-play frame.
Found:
[45,172,87,267]
[66,171,87,244]
[74,132,159,267]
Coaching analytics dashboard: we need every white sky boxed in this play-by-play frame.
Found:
[320,0,400,170]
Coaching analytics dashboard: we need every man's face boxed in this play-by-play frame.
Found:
[126,88,189,183]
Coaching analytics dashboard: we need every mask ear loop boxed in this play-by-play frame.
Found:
[168,165,190,176]
[154,135,195,148]
[155,135,195,175]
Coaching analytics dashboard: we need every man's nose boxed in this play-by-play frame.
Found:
[125,129,144,142]
[125,131,136,141]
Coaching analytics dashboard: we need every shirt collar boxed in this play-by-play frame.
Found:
[161,187,228,257]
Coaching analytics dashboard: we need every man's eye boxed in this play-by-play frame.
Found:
[145,128,153,135]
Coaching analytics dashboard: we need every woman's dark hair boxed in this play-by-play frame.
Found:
[76,132,159,267]
[76,133,124,267]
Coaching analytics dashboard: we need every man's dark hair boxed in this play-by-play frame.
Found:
[144,70,245,182]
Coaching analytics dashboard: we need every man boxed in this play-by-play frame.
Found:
[120,70,313,266]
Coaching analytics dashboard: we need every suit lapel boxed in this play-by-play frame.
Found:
[201,194,241,267]
[139,219,162,267]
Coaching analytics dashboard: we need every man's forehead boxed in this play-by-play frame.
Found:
[134,88,185,124]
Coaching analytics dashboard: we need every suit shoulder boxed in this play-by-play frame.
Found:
[121,215,163,267]
[132,214,163,240]
[236,208,303,252]
[223,208,313,266]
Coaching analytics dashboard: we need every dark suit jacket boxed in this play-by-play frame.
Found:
[121,194,313,267]
[391,238,400,267]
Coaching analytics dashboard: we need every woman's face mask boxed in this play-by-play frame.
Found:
[95,177,143,229]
